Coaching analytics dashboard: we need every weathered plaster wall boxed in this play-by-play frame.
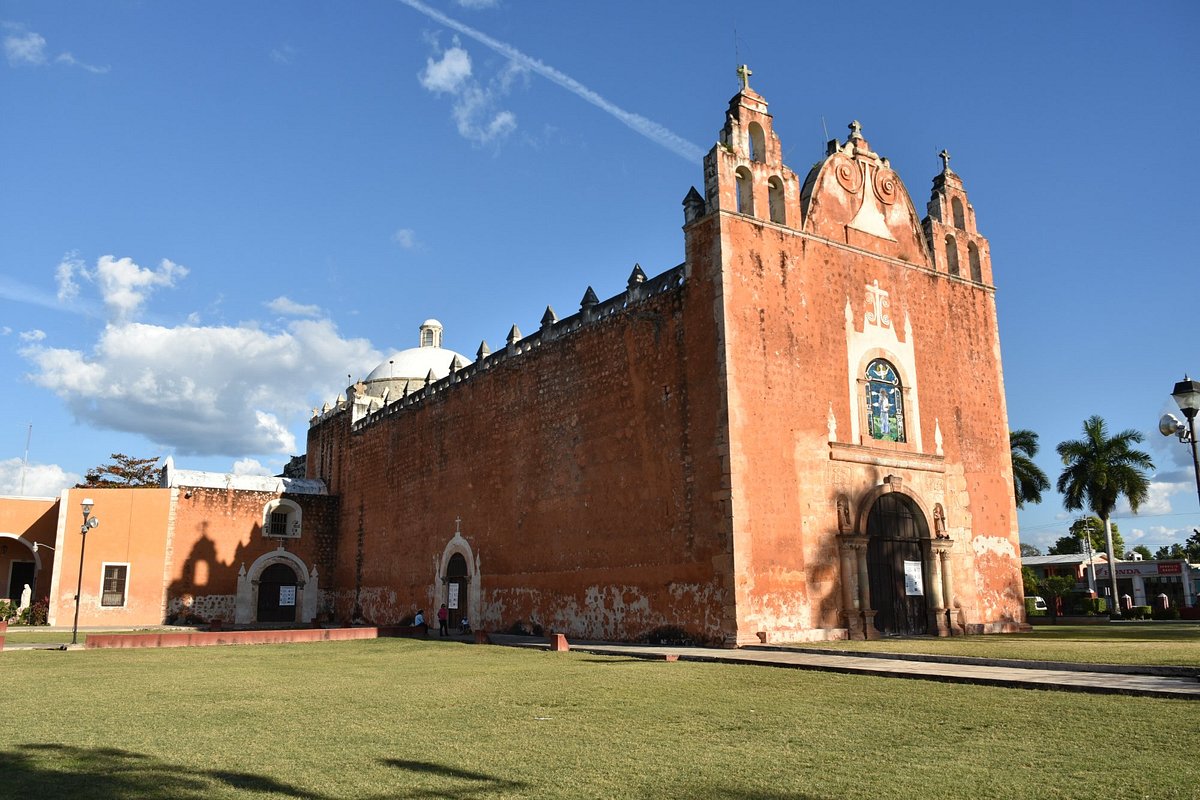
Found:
[309,284,734,643]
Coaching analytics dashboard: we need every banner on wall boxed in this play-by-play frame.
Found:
[903,561,924,596]
[448,583,460,610]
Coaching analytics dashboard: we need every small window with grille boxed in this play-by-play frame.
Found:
[101,564,128,607]
[269,511,289,537]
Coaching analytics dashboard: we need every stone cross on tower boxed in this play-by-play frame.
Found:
[736,64,752,90]
[938,149,952,173]
[848,120,863,141]
[454,515,462,534]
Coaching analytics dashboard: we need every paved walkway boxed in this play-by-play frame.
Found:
[488,635,1200,700]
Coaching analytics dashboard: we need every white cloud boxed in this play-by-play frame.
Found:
[270,44,297,65]
[3,25,108,73]
[392,228,417,249]
[398,0,704,162]
[232,458,273,477]
[75,255,187,322]
[419,45,472,93]
[455,0,499,8]
[21,318,380,458]
[55,51,109,74]
[4,29,47,66]
[19,329,45,342]
[266,296,321,317]
[0,457,79,497]
[417,35,519,145]
[1,327,11,336]
[55,254,81,302]
[1115,479,1189,517]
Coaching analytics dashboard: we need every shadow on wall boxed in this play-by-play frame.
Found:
[165,522,259,624]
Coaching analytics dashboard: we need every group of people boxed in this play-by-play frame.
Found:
[412,604,470,636]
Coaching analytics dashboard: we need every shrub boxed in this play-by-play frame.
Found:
[1151,607,1180,621]
[14,598,49,626]
[1124,605,1152,621]
[0,599,16,623]
[1023,598,1046,617]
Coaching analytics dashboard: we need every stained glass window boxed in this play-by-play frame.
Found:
[865,359,905,442]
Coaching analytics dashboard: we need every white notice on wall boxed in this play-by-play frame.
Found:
[448,583,460,610]
[903,561,924,596]
[279,585,296,606]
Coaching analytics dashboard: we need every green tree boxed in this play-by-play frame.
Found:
[1019,542,1041,558]
[1046,517,1124,559]
[1131,545,1153,560]
[77,453,161,488]
[1021,566,1040,596]
[1056,416,1153,617]
[1038,574,1079,624]
[1010,429,1051,509]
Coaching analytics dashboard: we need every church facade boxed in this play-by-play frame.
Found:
[305,75,1025,644]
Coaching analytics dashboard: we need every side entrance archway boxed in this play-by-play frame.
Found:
[256,563,298,623]
[445,553,469,629]
[866,492,931,635]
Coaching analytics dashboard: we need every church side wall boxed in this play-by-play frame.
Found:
[308,285,733,643]
[715,213,1023,641]
[167,490,338,623]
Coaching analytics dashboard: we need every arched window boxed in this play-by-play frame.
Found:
[968,242,981,282]
[768,176,785,224]
[421,329,434,347]
[735,167,754,216]
[748,122,766,163]
[262,499,302,539]
[865,359,905,443]
[945,235,959,276]
[951,197,965,229]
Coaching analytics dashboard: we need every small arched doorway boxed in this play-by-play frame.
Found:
[256,563,298,623]
[866,493,931,635]
[445,553,469,630]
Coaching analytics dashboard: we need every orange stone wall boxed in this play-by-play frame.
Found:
[309,282,736,642]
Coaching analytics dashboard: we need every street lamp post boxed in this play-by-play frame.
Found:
[1160,376,1200,508]
[72,498,100,646]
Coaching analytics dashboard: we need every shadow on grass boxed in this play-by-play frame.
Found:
[1,743,314,799]
[381,758,527,796]
[577,657,658,664]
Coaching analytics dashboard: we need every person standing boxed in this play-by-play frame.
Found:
[437,603,449,636]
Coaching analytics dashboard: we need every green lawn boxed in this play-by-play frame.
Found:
[798,623,1200,666]
[2,638,1197,799]
[1,629,142,645]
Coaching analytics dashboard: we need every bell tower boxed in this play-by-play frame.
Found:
[702,65,797,227]
[922,151,993,285]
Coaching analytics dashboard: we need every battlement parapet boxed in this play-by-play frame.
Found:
[325,263,685,433]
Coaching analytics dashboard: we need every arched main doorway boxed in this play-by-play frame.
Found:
[445,553,469,630]
[866,493,931,635]
[256,563,298,623]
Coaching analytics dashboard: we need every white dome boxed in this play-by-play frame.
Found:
[365,345,470,383]
[421,318,442,329]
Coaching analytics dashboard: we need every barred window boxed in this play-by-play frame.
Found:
[270,512,288,537]
[101,564,128,607]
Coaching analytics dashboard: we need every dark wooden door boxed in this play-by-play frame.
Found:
[257,563,298,623]
[446,553,468,629]
[866,494,929,635]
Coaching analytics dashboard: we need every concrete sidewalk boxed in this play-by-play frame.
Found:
[488,635,1200,700]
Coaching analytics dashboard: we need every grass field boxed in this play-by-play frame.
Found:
[3,637,1197,799]
[798,623,1200,666]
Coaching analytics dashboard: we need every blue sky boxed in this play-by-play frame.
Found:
[2,1,1198,554]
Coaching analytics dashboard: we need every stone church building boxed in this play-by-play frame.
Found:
[2,73,1023,644]
[305,73,1024,644]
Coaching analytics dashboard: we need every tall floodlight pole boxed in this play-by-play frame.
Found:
[72,498,100,646]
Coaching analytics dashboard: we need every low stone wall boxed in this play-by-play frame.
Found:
[85,627,382,649]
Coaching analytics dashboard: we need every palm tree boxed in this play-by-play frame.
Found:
[1010,429,1050,508]
[1056,416,1154,616]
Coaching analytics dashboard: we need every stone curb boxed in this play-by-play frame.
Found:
[742,646,1200,679]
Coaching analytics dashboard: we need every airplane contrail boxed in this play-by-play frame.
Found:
[397,0,707,163]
